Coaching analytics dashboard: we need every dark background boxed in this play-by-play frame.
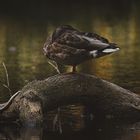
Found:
[0,0,137,19]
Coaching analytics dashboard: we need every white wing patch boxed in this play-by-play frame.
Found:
[89,50,98,58]
[102,48,120,53]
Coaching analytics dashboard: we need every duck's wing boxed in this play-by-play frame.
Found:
[83,32,109,43]
[54,31,114,51]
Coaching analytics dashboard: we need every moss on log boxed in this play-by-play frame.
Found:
[0,73,140,125]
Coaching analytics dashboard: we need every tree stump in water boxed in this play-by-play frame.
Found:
[0,73,140,125]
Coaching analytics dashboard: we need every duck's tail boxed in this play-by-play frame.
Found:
[90,45,120,58]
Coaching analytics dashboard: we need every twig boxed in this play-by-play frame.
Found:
[1,62,12,96]
[2,84,11,93]
[2,62,9,87]
[53,107,62,134]
[0,91,21,111]
[47,60,60,74]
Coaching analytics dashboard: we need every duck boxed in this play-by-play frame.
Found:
[43,25,120,72]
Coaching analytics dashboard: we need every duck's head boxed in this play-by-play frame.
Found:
[52,25,76,42]
[58,25,75,30]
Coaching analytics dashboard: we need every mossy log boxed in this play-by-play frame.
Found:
[0,73,140,125]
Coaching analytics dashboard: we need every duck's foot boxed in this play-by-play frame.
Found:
[72,66,77,73]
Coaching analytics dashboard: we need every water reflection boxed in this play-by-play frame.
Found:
[1,116,140,140]
[0,1,140,139]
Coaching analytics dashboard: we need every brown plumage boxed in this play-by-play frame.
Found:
[43,25,119,72]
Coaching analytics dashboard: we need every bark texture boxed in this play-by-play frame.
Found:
[0,73,140,125]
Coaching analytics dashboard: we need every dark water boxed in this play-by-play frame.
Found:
[0,1,140,140]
